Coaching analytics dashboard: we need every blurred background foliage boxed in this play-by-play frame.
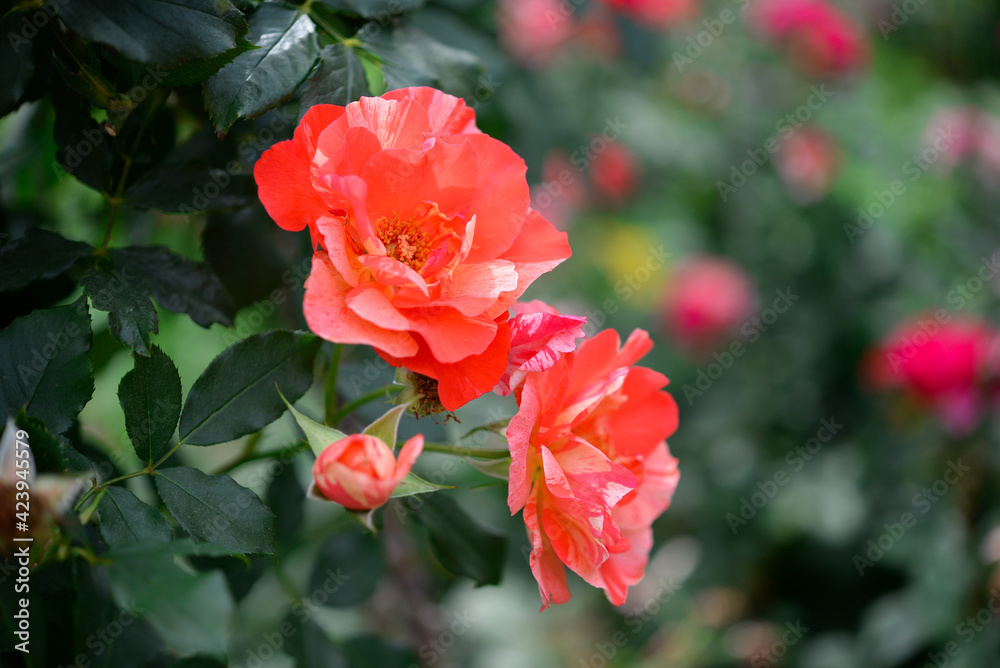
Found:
[3,0,1000,666]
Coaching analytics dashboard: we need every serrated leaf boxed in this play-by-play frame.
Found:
[299,44,370,116]
[180,331,320,445]
[99,486,173,548]
[158,40,258,88]
[108,246,236,328]
[203,2,320,133]
[0,6,38,118]
[413,493,505,586]
[54,0,250,68]
[0,297,93,435]
[363,22,481,100]
[0,228,93,293]
[118,346,182,465]
[125,164,255,213]
[155,466,275,554]
[14,410,90,474]
[280,391,348,457]
[80,264,159,356]
[106,541,234,656]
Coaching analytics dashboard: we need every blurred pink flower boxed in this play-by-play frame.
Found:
[924,107,1000,182]
[590,140,641,203]
[661,256,756,353]
[532,150,587,230]
[775,125,841,203]
[750,0,869,77]
[863,314,1000,435]
[600,0,698,29]
[497,0,575,67]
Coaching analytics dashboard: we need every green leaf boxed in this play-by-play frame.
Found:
[54,0,250,68]
[73,561,166,668]
[14,410,90,473]
[362,22,481,100]
[80,263,160,357]
[309,531,385,607]
[180,330,321,445]
[362,402,410,449]
[390,471,452,498]
[106,541,234,656]
[154,466,276,554]
[0,297,93,435]
[0,6,38,118]
[280,389,348,457]
[283,617,350,668]
[299,44,370,116]
[125,164,255,213]
[203,207,291,310]
[157,40,258,88]
[413,493,505,586]
[316,0,423,18]
[118,346,182,465]
[464,456,511,481]
[99,486,173,548]
[203,2,320,133]
[268,459,304,545]
[0,228,93,293]
[108,246,236,328]
[52,81,114,191]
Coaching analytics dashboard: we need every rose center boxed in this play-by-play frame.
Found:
[378,215,431,270]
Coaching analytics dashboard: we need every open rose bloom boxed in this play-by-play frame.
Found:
[508,328,680,608]
[863,315,1000,435]
[255,88,570,410]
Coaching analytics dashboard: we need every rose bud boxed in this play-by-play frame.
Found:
[312,433,423,511]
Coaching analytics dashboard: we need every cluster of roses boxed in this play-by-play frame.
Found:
[254,87,680,609]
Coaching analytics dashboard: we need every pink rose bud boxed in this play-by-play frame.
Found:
[662,256,756,354]
[312,434,423,511]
